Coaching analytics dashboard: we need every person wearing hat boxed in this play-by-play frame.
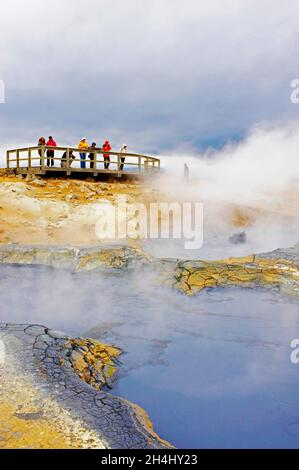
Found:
[119,144,127,171]
[78,137,89,169]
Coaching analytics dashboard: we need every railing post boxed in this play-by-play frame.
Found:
[28,148,31,170]
[95,150,97,170]
[117,152,121,178]
[138,156,141,174]
[6,151,9,169]
[93,149,97,176]
[66,148,70,176]
[41,146,45,171]
[16,150,20,170]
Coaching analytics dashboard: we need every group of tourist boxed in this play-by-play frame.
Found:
[37,137,128,170]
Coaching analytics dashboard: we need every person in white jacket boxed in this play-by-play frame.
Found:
[119,144,127,171]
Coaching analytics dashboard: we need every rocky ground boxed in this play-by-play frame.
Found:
[0,323,172,449]
[0,172,162,245]
[0,242,298,297]
[0,171,287,247]
[171,248,299,296]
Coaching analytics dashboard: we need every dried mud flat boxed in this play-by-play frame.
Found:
[0,323,172,449]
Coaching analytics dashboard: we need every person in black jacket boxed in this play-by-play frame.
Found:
[88,142,98,169]
[61,150,75,168]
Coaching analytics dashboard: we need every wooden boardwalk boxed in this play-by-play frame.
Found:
[6,146,160,178]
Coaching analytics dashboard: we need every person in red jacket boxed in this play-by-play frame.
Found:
[102,140,111,169]
[46,136,57,167]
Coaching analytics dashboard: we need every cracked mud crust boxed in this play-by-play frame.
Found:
[65,338,121,390]
[0,324,173,449]
[172,254,299,296]
[0,244,151,271]
[0,242,298,296]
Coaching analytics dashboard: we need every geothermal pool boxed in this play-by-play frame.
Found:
[1,265,299,448]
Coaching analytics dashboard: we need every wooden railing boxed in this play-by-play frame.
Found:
[6,146,161,177]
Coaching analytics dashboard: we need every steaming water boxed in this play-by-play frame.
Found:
[142,221,299,260]
[1,264,299,448]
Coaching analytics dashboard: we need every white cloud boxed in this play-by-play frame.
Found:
[1,0,299,150]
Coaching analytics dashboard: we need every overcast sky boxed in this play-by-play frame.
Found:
[1,0,299,154]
